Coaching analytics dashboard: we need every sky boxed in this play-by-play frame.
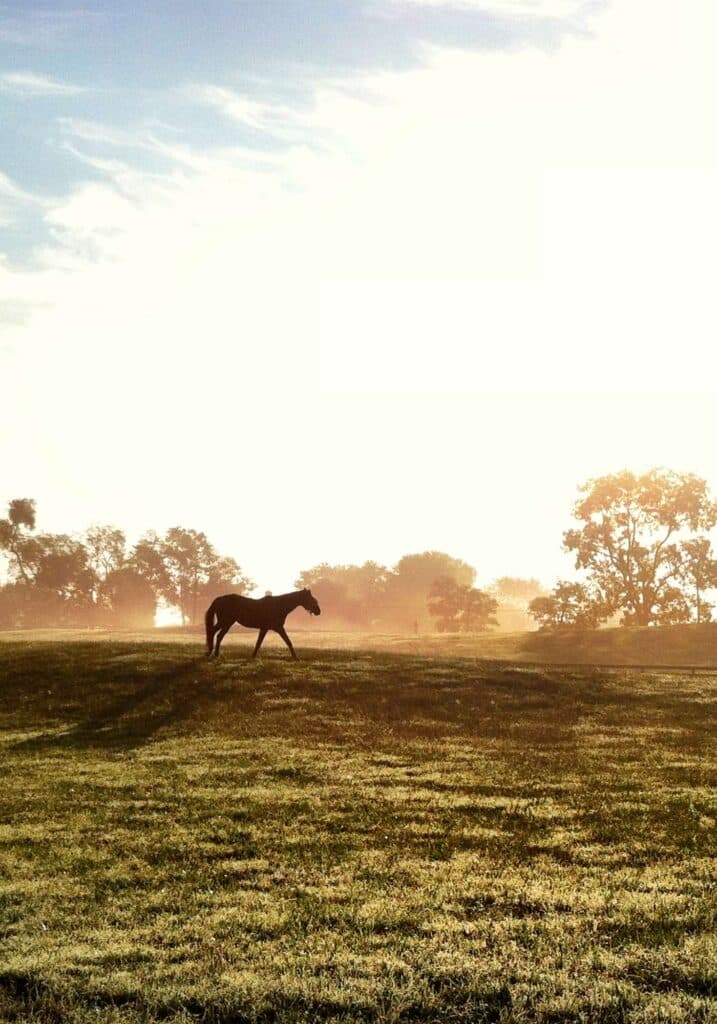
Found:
[2,0,717,596]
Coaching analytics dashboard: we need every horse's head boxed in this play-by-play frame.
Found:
[301,588,321,616]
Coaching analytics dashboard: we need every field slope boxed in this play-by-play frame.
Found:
[1,640,717,1022]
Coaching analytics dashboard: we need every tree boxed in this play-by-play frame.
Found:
[131,531,171,600]
[528,581,610,630]
[83,525,129,617]
[2,530,96,626]
[295,561,389,626]
[462,588,500,632]
[0,498,37,582]
[680,538,717,624]
[384,552,476,630]
[131,528,253,624]
[85,526,126,580]
[427,576,464,631]
[294,568,358,625]
[198,554,251,610]
[0,501,102,625]
[30,534,95,611]
[564,469,717,626]
[98,569,157,629]
[0,582,26,628]
[428,575,498,632]
[489,577,546,605]
[0,504,254,629]
[488,576,548,631]
[163,528,215,624]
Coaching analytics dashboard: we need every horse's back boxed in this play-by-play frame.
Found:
[215,592,269,628]
[214,593,250,616]
[212,592,297,630]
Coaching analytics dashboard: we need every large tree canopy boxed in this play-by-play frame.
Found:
[563,469,717,626]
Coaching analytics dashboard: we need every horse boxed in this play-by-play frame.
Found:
[204,588,321,659]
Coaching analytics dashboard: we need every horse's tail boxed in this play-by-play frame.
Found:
[205,598,219,653]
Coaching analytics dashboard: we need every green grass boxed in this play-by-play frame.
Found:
[1,638,717,1022]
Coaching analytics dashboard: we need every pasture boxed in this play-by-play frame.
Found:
[1,634,717,1022]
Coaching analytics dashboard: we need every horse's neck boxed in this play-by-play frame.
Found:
[276,591,303,613]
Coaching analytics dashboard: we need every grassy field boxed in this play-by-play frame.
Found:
[1,635,717,1022]
[5,620,717,666]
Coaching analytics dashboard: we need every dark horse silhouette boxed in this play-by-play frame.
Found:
[205,589,321,659]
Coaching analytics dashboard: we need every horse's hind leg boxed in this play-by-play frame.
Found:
[213,619,233,657]
[206,623,220,657]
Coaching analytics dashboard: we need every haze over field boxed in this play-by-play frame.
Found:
[2,1,717,592]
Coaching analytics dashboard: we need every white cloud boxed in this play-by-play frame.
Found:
[0,170,46,205]
[187,83,312,141]
[56,118,139,148]
[378,0,601,30]
[0,169,50,224]
[0,71,84,96]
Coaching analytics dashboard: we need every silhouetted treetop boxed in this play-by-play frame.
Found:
[0,498,37,583]
[391,551,476,590]
[563,469,717,626]
[85,526,126,581]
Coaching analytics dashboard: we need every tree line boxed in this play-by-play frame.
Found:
[3,468,713,633]
[0,499,541,631]
[0,500,251,629]
[295,554,542,632]
[295,468,717,632]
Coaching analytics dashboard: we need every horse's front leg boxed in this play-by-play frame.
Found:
[276,626,298,660]
[252,628,268,658]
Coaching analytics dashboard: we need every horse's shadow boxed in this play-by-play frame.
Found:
[11,657,222,754]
